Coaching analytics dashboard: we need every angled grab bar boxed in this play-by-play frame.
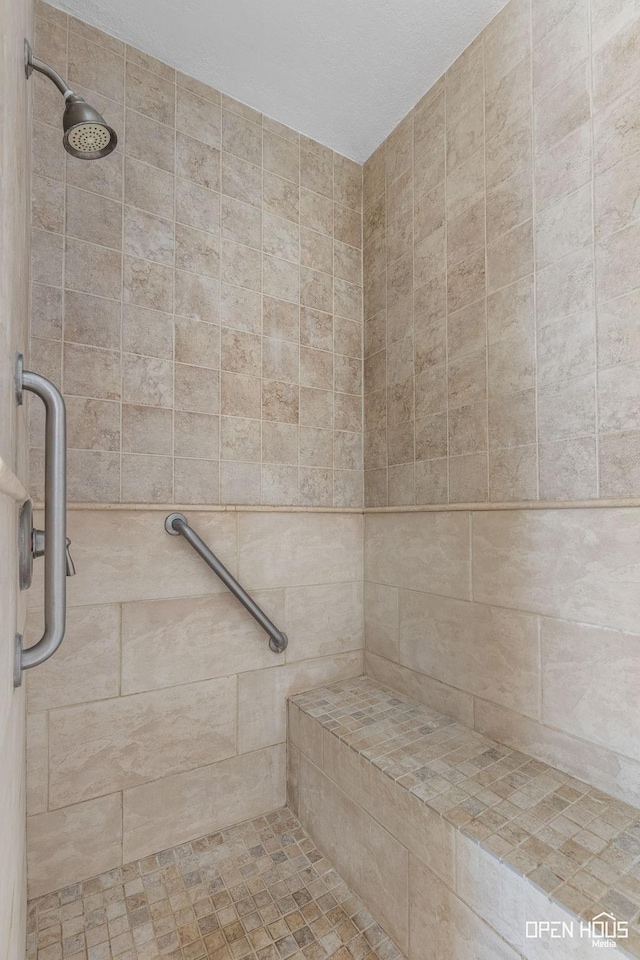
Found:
[164,513,288,654]
[15,356,69,686]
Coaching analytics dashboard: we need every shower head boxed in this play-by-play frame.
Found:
[62,94,118,159]
[24,39,118,160]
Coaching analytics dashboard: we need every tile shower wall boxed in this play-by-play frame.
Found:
[30,1,363,507]
[0,0,31,953]
[25,509,364,897]
[364,508,640,807]
[363,0,640,505]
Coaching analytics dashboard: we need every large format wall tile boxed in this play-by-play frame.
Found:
[237,511,363,587]
[26,507,366,893]
[26,604,120,711]
[122,744,285,861]
[323,730,455,887]
[399,590,540,717]
[409,854,523,960]
[284,581,363,661]
[27,794,123,898]
[364,504,640,805]
[48,677,237,806]
[237,651,362,752]
[541,617,640,762]
[472,508,640,633]
[475,698,640,804]
[298,754,409,952]
[30,509,238,606]
[365,512,471,598]
[121,590,282,692]
[365,651,475,726]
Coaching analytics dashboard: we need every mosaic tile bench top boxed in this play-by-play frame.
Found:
[291,677,640,956]
[27,809,405,960]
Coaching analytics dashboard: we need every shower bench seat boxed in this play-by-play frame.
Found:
[287,676,639,960]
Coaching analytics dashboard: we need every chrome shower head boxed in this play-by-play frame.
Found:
[62,94,117,159]
[25,39,118,160]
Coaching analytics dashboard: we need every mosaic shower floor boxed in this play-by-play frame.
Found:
[27,808,405,960]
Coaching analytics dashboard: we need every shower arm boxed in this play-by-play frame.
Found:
[24,40,73,98]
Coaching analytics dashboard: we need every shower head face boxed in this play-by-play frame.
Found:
[62,95,117,159]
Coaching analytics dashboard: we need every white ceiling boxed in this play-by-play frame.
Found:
[51,0,507,162]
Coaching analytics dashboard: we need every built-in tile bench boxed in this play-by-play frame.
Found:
[287,677,640,960]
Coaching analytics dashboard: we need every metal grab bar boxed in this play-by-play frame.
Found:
[164,513,288,654]
[15,357,69,685]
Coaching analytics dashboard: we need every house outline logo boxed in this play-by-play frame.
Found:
[589,912,628,941]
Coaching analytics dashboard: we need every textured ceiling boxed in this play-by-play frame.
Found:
[50,0,507,162]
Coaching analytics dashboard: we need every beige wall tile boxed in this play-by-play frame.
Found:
[65,450,120,502]
[237,512,363,588]
[67,32,124,102]
[65,237,121,299]
[365,512,471,599]
[260,463,299,505]
[48,678,237,806]
[287,742,300,815]
[29,509,238,606]
[237,652,362,753]
[64,342,121,401]
[26,604,120,712]
[323,730,455,887]
[32,16,363,508]
[220,460,261,503]
[30,164,63,225]
[121,590,282,693]
[541,617,640,763]
[122,404,171,456]
[598,289,640,369]
[122,745,285,862]
[538,437,598,500]
[288,701,323,766]
[298,754,409,952]
[364,582,400,660]
[538,374,595,442]
[175,363,219,414]
[27,794,123,898]
[124,206,174,265]
[474,698,640,805]
[399,591,540,717]
[66,397,120,452]
[125,156,174,218]
[600,429,640,497]
[177,88,221,148]
[359,0,640,507]
[64,290,121,351]
[472,508,640,633]
[409,854,523,960]
[26,713,48,816]
[455,832,526,954]
[174,458,219,503]
[284,582,363,662]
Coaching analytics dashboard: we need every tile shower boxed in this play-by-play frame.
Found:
[0,0,639,958]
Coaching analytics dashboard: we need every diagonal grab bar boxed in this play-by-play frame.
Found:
[164,513,288,653]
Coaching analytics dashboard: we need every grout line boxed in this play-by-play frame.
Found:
[482,32,489,505]
[530,0,540,504]
[171,68,178,504]
[588,0,600,499]
[118,43,126,504]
